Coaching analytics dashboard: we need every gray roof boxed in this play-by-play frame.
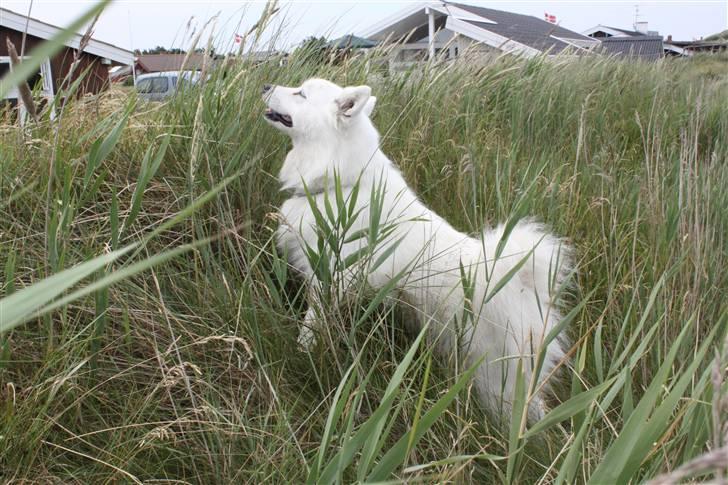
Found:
[451,2,596,53]
[598,36,664,61]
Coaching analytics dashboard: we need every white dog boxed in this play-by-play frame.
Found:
[263,78,572,418]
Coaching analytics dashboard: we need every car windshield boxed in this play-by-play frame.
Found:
[137,77,168,94]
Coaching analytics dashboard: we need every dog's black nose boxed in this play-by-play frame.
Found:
[262,84,272,94]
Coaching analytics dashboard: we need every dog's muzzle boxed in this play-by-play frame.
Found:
[264,108,293,128]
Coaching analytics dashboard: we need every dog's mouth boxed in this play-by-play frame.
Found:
[264,108,293,128]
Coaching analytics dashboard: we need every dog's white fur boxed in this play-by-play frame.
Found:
[264,78,572,418]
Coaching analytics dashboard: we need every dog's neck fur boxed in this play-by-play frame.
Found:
[279,117,390,196]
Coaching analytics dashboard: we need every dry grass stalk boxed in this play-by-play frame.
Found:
[5,38,38,123]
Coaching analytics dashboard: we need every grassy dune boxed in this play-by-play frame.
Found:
[1,33,728,483]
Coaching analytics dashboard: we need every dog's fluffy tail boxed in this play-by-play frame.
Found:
[473,218,573,419]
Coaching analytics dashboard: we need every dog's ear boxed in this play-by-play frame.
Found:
[362,96,377,117]
[335,85,371,119]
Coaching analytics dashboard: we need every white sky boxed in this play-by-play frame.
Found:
[3,1,727,53]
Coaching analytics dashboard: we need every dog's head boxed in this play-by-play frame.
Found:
[262,78,376,141]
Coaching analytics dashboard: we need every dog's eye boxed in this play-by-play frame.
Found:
[294,91,306,99]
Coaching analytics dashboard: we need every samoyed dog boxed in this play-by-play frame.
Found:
[263,78,572,418]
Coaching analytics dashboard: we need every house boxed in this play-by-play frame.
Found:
[584,25,728,56]
[667,30,728,55]
[362,1,599,68]
[582,23,686,59]
[669,39,728,54]
[1,7,134,109]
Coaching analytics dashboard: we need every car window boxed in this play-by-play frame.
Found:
[136,78,153,93]
[150,77,169,93]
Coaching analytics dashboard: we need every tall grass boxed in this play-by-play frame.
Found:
[1,8,727,481]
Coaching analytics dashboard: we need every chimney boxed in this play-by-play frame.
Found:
[666,34,672,42]
[635,21,648,34]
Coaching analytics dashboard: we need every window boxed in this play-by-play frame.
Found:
[27,69,43,91]
[1,57,53,99]
[1,57,54,125]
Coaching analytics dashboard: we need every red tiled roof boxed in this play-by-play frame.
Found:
[136,53,210,72]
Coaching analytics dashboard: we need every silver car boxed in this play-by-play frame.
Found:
[134,71,200,101]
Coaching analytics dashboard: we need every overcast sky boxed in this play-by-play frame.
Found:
[3,1,727,53]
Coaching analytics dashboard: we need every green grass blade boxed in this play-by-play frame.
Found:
[506,357,528,483]
[357,323,431,477]
[0,244,135,333]
[307,365,358,485]
[621,317,723,482]
[588,316,695,484]
[524,375,618,439]
[122,135,170,238]
[84,100,134,187]
[366,354,486,481]
[316,324,430,484]
[554,407,595,485]
[34,236,219,323]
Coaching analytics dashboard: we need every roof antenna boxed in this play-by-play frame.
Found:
[633,4,640,30]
